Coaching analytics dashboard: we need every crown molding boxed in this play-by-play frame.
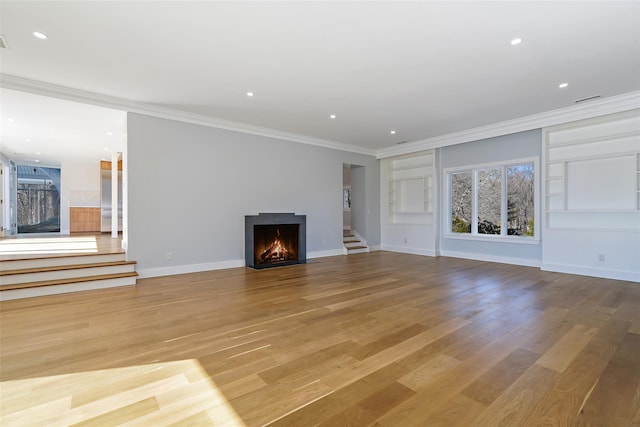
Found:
[3,74,638,160]
[376,90,640,159]
[0,74,377,157]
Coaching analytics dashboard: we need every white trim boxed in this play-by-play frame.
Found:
[541,262,640,283]
[377,91,640,159]
[369,245,382,251]
[0,74,376,157]
[440,250,541,268]
[308,249,345,259]
[138,259,244,278]
[443,234,540,245]
[0,276,136,301]
[138,249,345,278]
[4,75,638,160]
[381,245,437,257]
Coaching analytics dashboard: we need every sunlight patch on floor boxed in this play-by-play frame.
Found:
[0,359,245,426]
[0,236,98,255]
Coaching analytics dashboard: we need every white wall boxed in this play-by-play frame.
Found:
[381,150,438,256]
[127,113,380,277]
[59,160,101,234]
[351,165,367,238]
[542,111,640,282]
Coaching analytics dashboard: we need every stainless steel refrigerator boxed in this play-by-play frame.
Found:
[100,168,123,232]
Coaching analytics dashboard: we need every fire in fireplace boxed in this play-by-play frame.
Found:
[255,224,298,265]
[245,213,306,269]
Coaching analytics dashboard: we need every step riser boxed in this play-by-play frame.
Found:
[0,277,137,301]
[344,242,367,248]
[0,264,137,286]
[347,248,370,254]
[0,253,126,271]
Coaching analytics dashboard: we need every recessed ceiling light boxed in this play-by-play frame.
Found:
[390,130,397,135]
[107,131,113,136]
[558,82,569,88]
[26,138,31,142]
[35,152,40,155]
[33,31,47,40]
[104,147,110,151]
[246,92,254,97]
[35,159,40,163]
[510,37,523,46]
[7,118,15,122]
[329,114,336,119]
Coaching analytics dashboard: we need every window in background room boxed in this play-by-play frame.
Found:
[17,165,61,233]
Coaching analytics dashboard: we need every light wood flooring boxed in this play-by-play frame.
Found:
[0,233,124,260]
[1,251,639,426]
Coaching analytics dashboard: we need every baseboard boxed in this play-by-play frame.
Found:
[137,250,347,278]
[137,259,245,278]
[541,262,640,283]
[440,250,541,268]
[308,249,345,259]
[381,245,437,257]
[369,245,382,252]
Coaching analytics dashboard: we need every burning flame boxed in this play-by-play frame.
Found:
[259,228,295,263]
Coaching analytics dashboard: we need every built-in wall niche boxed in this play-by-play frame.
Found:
[387,151,434,224]
[543,109,640,230]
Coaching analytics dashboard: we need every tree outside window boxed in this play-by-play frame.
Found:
[448,161,535,239]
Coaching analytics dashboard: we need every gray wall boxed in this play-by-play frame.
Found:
[439,129,542,264]
[127,113,379,275]
[350,165,367,237]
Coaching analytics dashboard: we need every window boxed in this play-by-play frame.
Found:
[446,159,537,240]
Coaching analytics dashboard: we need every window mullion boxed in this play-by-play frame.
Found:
[472,169,478,235]
[501,165,507,236]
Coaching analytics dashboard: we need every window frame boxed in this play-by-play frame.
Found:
[443,157,539,243]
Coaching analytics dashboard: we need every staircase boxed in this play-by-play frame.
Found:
[0,252,137,301]
[343,229,369,255]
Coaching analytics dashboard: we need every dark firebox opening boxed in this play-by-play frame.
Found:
[254,224,299,267]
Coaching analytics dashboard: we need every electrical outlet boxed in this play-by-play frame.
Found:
[598,254,605,262]
[403,237,407,244]
[166,251,172,260]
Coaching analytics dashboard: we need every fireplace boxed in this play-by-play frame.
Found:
[245,213,306,269]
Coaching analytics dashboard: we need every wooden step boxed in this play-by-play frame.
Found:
[347,246,370,254]
[0,260,136,276]
[0,261,137,286]
[0,273,139,301]
[345,241,367,248]
[343,237,360,243]
[0,271,139,291]
[0,252,126,270]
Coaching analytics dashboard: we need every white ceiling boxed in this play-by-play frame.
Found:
[1,89,126,166]
[1,1,640,163]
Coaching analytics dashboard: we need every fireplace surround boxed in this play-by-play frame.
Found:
[245,213,306,269]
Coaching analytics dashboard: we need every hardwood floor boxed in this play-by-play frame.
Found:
[0,233,124,259]
[1,252,639,426]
